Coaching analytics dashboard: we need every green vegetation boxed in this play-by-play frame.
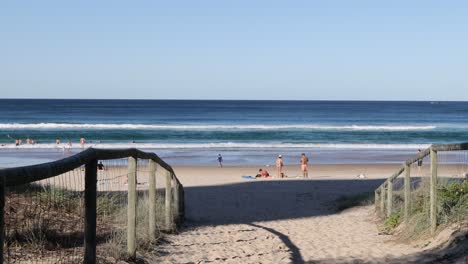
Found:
[438,181,468,224]
[379,179,468,241]
[384,212,401,229]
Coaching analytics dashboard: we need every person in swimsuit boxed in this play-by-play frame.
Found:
[300,153,309,178]
[276,155,284,178]
[256,168,270,178]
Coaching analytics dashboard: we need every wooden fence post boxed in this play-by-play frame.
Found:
[127,157,137,259]
[148,160,157,242]
[430,147,438,235]
[387,179,393,217]
[84,160,97,264]
[173,176,180,225]
[0,177,5,264]
[165,170,173,231]
[380,185,385,217]
[179,184,185,223]
[404,163,411,221]
[374,189,379,210]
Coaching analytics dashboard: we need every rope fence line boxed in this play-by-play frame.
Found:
[0,148,185,263]
[375,142,468,236]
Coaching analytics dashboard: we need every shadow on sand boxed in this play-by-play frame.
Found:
[182,178,382,226]
[174,178,466,263]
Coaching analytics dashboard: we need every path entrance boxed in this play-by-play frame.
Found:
[151,177,434,263]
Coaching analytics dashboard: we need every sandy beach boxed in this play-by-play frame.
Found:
[149,163,461,263]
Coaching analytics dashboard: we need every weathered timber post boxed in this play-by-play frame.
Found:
[165,170,173,231]
[380,185,385,217]
[404,163,411,221]
[127,157,137,259]
[387,179,393,217]
[374,189,379,211]
[84,160,98,264]
[148,160,157,242]
[173,176,180,225]
[0,177,5,264]
[430,147,438,235]
[179,184,185,223]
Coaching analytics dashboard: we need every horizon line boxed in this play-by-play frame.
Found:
[0,98,467,102]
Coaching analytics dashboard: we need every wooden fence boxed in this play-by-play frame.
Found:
[374,142,468,235]
[0,148,185,264]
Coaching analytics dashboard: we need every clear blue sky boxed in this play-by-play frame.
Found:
[1,1,467,100]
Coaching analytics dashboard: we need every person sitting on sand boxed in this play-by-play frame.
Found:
[300,153,309,178]
[276,155,284,178]
[256,168,270,178]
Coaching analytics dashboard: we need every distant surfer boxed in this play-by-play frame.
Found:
[56,138,60,145]
[217,154,223,168]
[300,153,309,178]
[80,137,85,148]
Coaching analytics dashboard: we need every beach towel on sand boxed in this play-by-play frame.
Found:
[242,176,256,180]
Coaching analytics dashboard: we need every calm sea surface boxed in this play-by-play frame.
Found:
[0,99,467,166]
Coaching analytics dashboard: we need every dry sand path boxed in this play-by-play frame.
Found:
[151,165,441,263]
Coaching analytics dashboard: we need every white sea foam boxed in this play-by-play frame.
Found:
[0,123,437,131]
[0,142,430,150]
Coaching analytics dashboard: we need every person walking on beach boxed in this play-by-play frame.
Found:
[300,153,309,178]
[276,155,284,178]
[217,154,223,168]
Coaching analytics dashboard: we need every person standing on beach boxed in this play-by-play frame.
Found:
[300,153,309,178]
[217,154,223,168]
[80,137,86,148]
[276,155,284,178]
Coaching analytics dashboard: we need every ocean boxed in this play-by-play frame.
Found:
[0,99,467,166]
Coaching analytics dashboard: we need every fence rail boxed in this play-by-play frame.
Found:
[375,142,468,236]
[0,148,185,263]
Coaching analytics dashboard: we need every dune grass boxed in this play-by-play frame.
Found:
[381,179,468,241]
[5,184,172,263]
